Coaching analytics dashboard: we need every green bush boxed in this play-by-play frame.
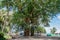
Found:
[0,32,6,40]
[4,34,12,39]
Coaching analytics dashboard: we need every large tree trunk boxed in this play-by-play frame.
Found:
[24,17,30,36]
[24,28,29,36]
[31,27,34,36]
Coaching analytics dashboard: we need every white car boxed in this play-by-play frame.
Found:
[19,31,24,36]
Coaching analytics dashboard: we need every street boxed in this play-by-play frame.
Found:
[10,36,60,40]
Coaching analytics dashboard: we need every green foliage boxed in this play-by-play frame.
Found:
[1,0,60,27]
[12,12,25,26]
[0,32,6,40]
[0,32,4,37]
[4,33,12,39]
[0,15,3,25]
[51,27,56,34]
[3,26,10,33]
[36,26,46,33]
[0,32,11,40]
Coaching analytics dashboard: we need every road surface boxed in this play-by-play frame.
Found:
[9,36,60,40]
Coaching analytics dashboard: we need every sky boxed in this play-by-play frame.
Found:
[45,13,60,33]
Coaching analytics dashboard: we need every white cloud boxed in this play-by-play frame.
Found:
[55,29,60,33]
[57,16,60,19]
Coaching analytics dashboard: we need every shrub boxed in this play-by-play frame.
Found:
[4,34,12,39]
[0,32,6,40]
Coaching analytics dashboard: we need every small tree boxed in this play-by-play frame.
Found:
[51,27,56,34]
[36,26,46,33]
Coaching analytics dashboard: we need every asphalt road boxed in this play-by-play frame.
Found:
[10,36,60,40]
[10,38,60,40]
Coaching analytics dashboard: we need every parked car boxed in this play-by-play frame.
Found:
[47,33,51,36]
[19,31,24,36]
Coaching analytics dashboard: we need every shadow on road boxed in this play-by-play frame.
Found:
[11,36,60,40]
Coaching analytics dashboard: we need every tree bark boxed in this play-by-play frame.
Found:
[31,27,34,36]
[24,28,29,36]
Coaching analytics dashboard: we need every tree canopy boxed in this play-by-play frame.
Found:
[0,0,60,26]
